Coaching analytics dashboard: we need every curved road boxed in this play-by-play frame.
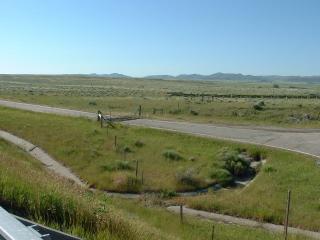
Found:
[1,99,320,158]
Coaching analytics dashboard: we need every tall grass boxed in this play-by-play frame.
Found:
[0,106,269,192]
[0,139,169,240]
[0,134,312,239]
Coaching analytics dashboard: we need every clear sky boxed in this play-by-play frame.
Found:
[0,0,319,76]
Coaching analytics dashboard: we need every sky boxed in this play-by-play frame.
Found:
[0,0,319,76]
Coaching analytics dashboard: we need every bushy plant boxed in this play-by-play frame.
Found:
[218,148,251,177]
[88,101,97,106]
[169,109,182,114]
[190,110,199,116]
[253,100,265,111]
[101,160,133,171]
[175,168,201,187]
[210,169,234,187]
[134,140,144,148]
[123,145,132,153]
[162,149,183,161]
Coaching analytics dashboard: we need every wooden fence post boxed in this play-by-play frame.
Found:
[138,105,142,117]
[211,224,215,240]
[284,190,291,240]
[135,160,139,178]
[180,205,183,224]
[114,136,117,148]
[141,170,144,185]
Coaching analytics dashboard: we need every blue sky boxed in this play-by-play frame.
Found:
[0,0,319,76]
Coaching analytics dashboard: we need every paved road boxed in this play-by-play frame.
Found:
[1,99,320,158]
[126,119,320,158]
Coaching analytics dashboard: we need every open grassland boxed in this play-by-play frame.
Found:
[0,139,161,240]
[1,74,320,128]
[0,106,266,193]
[1,107,320,232]
[185,148,320,231]
[0,139,311,240]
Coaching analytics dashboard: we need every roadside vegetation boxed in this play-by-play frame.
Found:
[1,106,320,233]
[185,149,320,231]
[1,75,320,128]
[0,106,264,193]
[0,139,311,240]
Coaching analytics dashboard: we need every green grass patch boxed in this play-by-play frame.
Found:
[186,149,320,231]
[0,139,311,240]
[0,106,264,193]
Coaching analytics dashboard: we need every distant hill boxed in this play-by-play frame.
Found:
[144,73,320,83]
[90,73,131,78]
[89,72,320,83]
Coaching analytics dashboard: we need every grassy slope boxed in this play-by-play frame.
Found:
[1,75,320,128]
[186,148,320,231]
[0,106,264,192]
[0,139,311,240]
[1,107,320,231]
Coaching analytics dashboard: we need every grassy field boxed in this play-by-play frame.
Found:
[0,106,266,193]
[1,74,320,128]
[0,138,310,240]
[185,148,320,231]
[1,106,320,233]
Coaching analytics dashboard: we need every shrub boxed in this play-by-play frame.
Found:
[218,148,252,178]
[89,101,97,106]
[190,110,199,116]
[115,160,132,170]
[248,149,265,161]
[169,109,182,114]
[162,150,183,161]
[123,145,132,153]
[210,169,234,187]
[264,166,277,173]
[253,100,265,111]
[134,140,144,148]
[101,160,133,171]
[175,168,201,187]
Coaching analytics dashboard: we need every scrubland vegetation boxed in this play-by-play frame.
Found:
[0,106,264,193]
[1,75,320,239]
[1,74,320,127]
[0,138,311,239]
[1,106,320,234]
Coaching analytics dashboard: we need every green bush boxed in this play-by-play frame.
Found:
[101,160,133,171]
[169,109,182,114]
[248,149,265,161]
[162,150,183,161]
[123,145,132,153]
[210,169,234,187]
[88,101,97,106]
[190,110,199,116]
[134,140,144,148]
[175,168,201,187]
[218,148,251,177]
[115,160,132,170]
[253,101,265,111]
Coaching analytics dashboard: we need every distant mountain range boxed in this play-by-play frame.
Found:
[90,72,320,83]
